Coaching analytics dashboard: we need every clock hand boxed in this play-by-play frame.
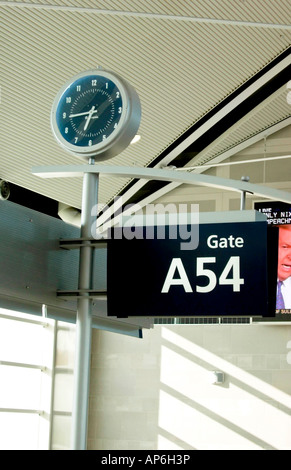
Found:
[69,108,98,118]
[83,105,97,131]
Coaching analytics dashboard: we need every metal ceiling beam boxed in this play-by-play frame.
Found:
[99,48,291,222]
[156,52,291,169]
[99,118,291,229]
[185,116,291,173]
[32,164,291,204]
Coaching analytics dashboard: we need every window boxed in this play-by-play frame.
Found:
[0,308,55,450]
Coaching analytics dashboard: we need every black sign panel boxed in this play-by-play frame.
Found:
[107,221,272,318]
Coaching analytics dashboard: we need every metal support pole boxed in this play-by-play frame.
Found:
[240,191,247,211]
[240,176,250,210]
[71,160,98,450]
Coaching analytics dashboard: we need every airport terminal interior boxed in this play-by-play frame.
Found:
[0,1,291,450]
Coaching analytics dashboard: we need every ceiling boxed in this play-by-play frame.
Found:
[1,1,291,221]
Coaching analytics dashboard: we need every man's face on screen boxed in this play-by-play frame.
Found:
[278,226,291,281]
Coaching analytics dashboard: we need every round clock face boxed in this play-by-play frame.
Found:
[51,69,141,161]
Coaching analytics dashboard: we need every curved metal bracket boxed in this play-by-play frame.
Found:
[32,164,291,204]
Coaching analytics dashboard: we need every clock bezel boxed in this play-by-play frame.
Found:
[51,69,141,162]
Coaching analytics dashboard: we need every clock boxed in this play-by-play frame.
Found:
[51,69,141,161]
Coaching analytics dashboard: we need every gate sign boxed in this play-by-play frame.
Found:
[107,221,272,318]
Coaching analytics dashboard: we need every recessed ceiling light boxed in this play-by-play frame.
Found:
[130,134,141,144]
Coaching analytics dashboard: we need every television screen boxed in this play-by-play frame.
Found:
[255,202,291,315]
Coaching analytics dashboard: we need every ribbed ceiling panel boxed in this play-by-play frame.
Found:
[0,1,290,208]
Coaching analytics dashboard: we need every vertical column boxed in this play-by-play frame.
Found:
[71,163,99,450]
[240,176,250,211]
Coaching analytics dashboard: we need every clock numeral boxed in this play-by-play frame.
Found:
[65,127,69,134]
[102,135,107,141]
[91,79,97,86]
[118,107,122,114]
[63,112,67,119]
[74,137,78,143]
[105,82,109,89]
[88,140,93,146]
[76,85,81,91]
[114,123,118,129]
[66,97,71,103]
[116,91,120,98]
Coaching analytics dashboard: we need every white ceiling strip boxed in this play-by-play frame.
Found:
[1,1,291,29]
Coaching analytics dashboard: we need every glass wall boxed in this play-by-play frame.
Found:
[0,308,55,450]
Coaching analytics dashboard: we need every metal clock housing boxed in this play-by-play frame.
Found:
[51,69,141,162]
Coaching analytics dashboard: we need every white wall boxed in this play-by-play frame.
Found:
[87,323,291,450]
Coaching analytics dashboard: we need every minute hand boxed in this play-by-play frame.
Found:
[69,109,98,118]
